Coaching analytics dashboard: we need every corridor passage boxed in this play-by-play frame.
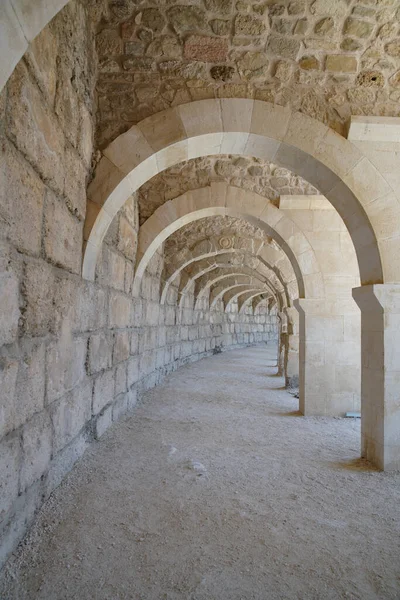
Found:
[1,345,399,600]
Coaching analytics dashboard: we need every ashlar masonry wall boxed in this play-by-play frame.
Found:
[0,1,277,568]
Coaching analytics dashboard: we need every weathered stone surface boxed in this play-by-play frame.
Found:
[210,65,235,81]
[184,36,229,62]
[326,55,357,72]
[341,38,361,51]
[147,36,181,59]
[113,331,130,364]
[167,7,207,34]
[43,190,83,274]
[93,369,115,414]
[234,15,266,36]
[0,139,44,256]
[51,379,92,453]
[299,55,320,70]
[314,17,333,35]
[20,411,52,491]
[204,0,232,15]
[210,19,231,35]
[109,292,132,328]
[22,261,55,337]
[88,332,113,374]
[266,35,301,59]
[6,63,64,194]
[140,8,166,33]
[237,52,269,78]
[386,40,400,57]
[127,356,139,387]
[0,358,18,438]
[0,273,20,346]
[96,29,123,56]
[343,18,374,39]
[46,336,87,403]
[14,341,46,431]
[0,435,20,520]
[356,70,384,87]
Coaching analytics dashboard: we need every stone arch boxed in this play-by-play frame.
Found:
[179,260,285,311]
[131,182,326,300]
[212,283,269,311]
[161,236,296,307]
[198,272,274,311]
[238,291,272,315]
[83,99,391,287]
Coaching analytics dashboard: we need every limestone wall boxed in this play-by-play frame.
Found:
[0,2,277,567]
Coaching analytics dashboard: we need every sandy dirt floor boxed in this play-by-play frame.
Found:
[1,344,400,600]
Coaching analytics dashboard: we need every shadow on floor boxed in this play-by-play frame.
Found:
[328,457,380,473]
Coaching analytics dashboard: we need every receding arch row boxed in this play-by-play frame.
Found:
[161,236,296,309]
[132,183,326,303]
[84,99,395,286]
[187,264,282,306]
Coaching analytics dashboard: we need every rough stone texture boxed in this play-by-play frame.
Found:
[137,155,319,225]
[95,0,400,148]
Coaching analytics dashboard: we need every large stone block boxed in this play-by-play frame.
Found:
[95,404,113,439]
[46,336,87,403]
[127,356,139,387]
[14,340,46,430]
[113,331,130,364]
[51,379,92,453]
[109,292,132,328]
[114,361,127,396]
[45,431,88,497]
[20,410,52,491]
[0,434,20,521]
[6,62,65,194]
[0,358,18,439]
[0,272,20,346]
[22,260,56,336]
[112,392,129,422]
[43,190,83,274]
[87,332,113,375]
[63,144,88,221]
[0,137,45,256]
[92,369,115,415]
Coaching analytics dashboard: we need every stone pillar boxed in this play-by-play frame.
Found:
[294,297,360,417]
[277,312,287,377]
[285,307,299,389]
[352,285,400,471]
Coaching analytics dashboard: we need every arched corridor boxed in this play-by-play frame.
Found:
[2,0,400,589]
[1,345,399,599]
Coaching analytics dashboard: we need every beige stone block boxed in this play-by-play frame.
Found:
[177,99,223,137]
[43,191,83,275]
[220,98,254,133]
[109,292,132,328]
[20,410,52,490]
[0,358,18,438]
[343,157,393,206]
[137,107,187,152]
[243,134,280,160]
[250,101,291,141]
[0,272,20,346]
[103,126,154,176]
[187,133,223,160]
[348,116,400,143]
[365,193,400,241]
[0,138,44,256]
[155,140,188,172]
[6,62,64,194]
[283,111,329,157]
[88,332,112,375]
[51,379,92,453]
[220,131,250,155]
[46,336,87,403]
[0,435,20,520]
[93,369,114,415]
[87,156,126,208]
